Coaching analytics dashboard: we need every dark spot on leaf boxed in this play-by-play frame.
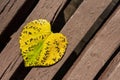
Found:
[35,21,38,24]
[30,38,33,42]
[29,26,32,28]
[52,58,56,62]
[42,35,44,39]
[25,42,28,45]
[28,32,32,35]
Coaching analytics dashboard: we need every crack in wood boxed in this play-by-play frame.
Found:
[8,0,17,12]
[0,0,10,14]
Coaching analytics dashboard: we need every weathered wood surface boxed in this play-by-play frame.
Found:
[99,51,120,80]
[0,0,119,80]
[0,0,67,79]
[63,5,120,80]
[24,0,113,80]
[0,0,26,34]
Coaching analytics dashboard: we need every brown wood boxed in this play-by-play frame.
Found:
[63,6,120,80]
[1,0,119,80]
[99,51,120,80]
[0,0,26,34]
[24,0,113,80]
[0,0,67,79]
[0,0,4,5]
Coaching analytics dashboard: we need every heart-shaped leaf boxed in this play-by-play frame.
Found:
[19,19,68,67]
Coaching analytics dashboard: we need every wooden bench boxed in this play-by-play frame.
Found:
[0,0,120,80]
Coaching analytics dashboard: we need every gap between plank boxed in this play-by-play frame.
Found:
[0,0,39,52]
[8,0,77,80]
[52,0,120,79]
[94,45,120,80]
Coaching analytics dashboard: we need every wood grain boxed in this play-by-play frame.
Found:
[24,0,113,80]
[99,51,120,80]
[63,6,120,80]
[0,0,26,34]
[0,0,67,80]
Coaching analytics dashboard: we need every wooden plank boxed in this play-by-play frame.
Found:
[74,0,120,54]
[24,0,113,80]
[0,0,4,6]
[99,51,120,80]
[63,6,120,80]
[0,0,67,80]
[0,0,26,34]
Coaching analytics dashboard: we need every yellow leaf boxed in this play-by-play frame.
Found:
[19,19,68,67]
